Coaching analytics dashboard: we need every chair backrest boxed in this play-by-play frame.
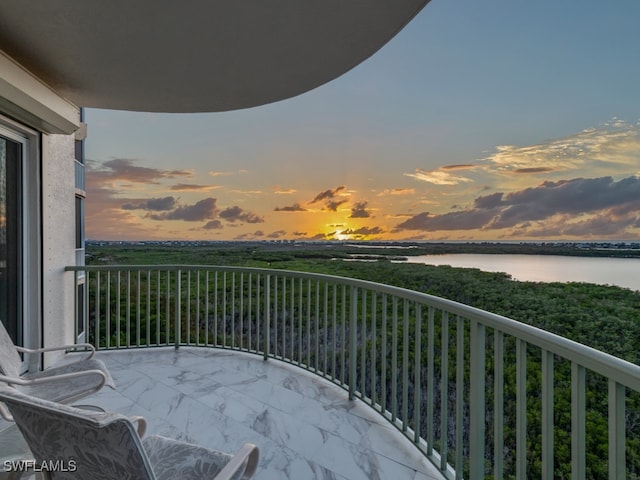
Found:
[0,321,22,378]
[0,387,156,480]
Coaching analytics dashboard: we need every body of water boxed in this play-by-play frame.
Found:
[401,254,640,291]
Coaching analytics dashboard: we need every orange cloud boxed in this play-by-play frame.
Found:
[405,168,474,186]
[377,188,415,196]
[170,183,220,191]
[349,201,371,218]
[273,186,297,194]
[310,185,346,204]
[89,158,192,186]
[208,170,233,177]
[274,203,306,212]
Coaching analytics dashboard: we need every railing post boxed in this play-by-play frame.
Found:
[392,297,399,422]
[455,315,464,478]
[116,271,121,348]
[572,363,586,480]
[469,319,486,478]
[105,271,111,349]
[516,339,527,479]
[608,380,625,480]
[349,286,358,400]
[494,330,504,480]
[413,304,421,443]
[542,350,554,480]
[426,306,434,457]
[263,274,270,360]
[84,270,90,346]
[73,270,79,342]
[440,311,449,470]
[96,271,101,349]
[174,269,181,350]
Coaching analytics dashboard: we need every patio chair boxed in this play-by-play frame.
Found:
[0,421,33,480]
[0,321,114,420]
[0,387,259,480]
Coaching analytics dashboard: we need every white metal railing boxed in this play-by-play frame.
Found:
[74,159,85,192]
[65,265,640,479]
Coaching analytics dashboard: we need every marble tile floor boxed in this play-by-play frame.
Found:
[84,347,446,480]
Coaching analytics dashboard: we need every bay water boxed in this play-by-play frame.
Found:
[401,254,640,291]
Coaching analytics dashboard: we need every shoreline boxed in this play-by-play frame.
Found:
[86,239,640,259]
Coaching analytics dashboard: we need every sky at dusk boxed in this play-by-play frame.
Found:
[85,0,640,242]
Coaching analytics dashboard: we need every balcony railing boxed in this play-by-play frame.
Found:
[74,159,85,193]
[65,265,640,479]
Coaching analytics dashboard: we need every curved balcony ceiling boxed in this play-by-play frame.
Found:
[0,0,429,113]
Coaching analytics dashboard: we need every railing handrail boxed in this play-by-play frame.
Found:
[66,264,640,391]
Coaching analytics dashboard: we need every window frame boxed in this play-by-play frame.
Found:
[0,115,42,370]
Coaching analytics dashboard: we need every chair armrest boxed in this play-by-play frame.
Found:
[15,343,96,361]
[0,369,107,391]
[129,416,148,438]
[215,443,259,480]
[70,404,106,413]
[0,401,13,422]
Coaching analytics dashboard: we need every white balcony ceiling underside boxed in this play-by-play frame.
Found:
[0,0,429,113]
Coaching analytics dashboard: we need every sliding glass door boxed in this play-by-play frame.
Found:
[0,134,22,345]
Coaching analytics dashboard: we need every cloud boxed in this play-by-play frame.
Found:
[208,170,233,177]
[488,176,640,229]
[310,233,328,240]
[513,167,555,174]
[325,199,348,212]
[267,230,287,239]
[562,214,639,237]
[86,207,160,240]
[441,164,477,171]
[310,186,346,204]
[482,121,640,175]
[89,158,192,185]
[169,183,219,191]
[473,192,504,210]
[230,189,263,195]
[122,196,177,211]
[85,158,204,238]
[202,220,223,230]
[233,230,266,240]
[273,186,297,194]
[306,185,352,212]
[510,212,639,239]
[396,209,497,231]
[84,171,150,240]
[208,169,248,178]
[149,198,218,221]
[399,121,640,205]
[340,226,385,236]
[274,203,306,212]
[405,168,474,185]
[219,206,264,223]
[293,231,307,236]
[396,175,640,238]
[349,201,371,218]
[377,188,415,197]
[84,185,160,240]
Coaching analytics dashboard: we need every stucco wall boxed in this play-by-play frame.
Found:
[41,133,76,366]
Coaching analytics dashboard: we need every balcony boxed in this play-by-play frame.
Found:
[65,265,640,479]
[84,347,443,479]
